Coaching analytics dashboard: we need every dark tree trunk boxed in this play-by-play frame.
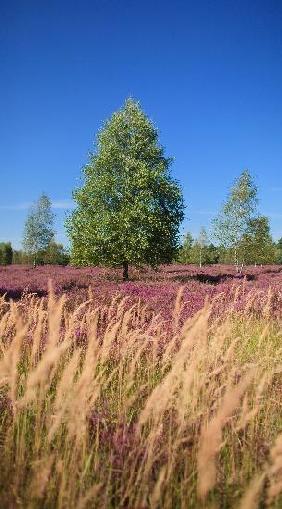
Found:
[123,261,129,281]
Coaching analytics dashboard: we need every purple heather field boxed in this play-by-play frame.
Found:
[1,264,282,322]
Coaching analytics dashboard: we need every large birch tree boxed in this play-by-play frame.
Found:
[66,99,184,279]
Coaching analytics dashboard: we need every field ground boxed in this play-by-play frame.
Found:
[0,264,282,507]
[1,263,282,320]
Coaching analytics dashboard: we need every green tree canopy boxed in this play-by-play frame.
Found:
[276,238,282,264]
[66,99,184,279]
[241,216,275,265]
[213,170,258,268]
[40,242,70,266]
[22,193,55,264]
[178,232,194,264]
[0,242,13,265]
[205,243,220,265]
[190,227,209,267]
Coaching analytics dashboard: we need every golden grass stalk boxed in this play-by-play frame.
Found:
[0,284,281,508]
[197,369,256,501]
[239,473,266,509]
[266,433,282,505]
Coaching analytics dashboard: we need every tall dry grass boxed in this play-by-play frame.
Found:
[0,285,282,508]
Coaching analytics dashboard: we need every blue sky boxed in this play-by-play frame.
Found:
[1,0,282,249]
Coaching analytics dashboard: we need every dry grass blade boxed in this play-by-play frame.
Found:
[0,283,281,508]
[266,434,282,505]
[197,369,256,502]
[238,473,266,509]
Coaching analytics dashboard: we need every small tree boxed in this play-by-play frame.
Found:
[23,193,55,265]
[12,250,25,264]
[276,238,282,264]
[41,242,70,265]
[198,227,208,267]
[178,232,194,263]
[191,227,208,267]
[205,243,220,264]
[0,242,13,265]
[66,99,184,279]
[213,170,257,270]
[241,216,275,265]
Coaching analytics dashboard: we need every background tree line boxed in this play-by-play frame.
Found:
[179,170,281,267]
[178,228,282,266]
[0,242,13,265]
[1,100,281,273]
[0,194,69,266]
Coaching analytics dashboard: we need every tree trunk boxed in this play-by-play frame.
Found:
[234,246,239,272]
[123,261,129,281]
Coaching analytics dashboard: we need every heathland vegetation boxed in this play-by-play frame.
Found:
[1,280,282,508]
[1,99,282,508]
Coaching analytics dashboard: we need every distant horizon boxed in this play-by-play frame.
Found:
[1,1,282,248]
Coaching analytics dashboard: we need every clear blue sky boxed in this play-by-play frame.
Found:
[1,0,282,249]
